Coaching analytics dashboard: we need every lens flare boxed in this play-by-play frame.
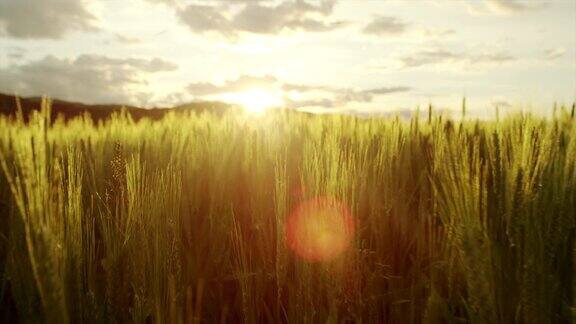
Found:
[286,197,355,262]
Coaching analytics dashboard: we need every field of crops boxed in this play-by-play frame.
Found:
[0,100,575,323]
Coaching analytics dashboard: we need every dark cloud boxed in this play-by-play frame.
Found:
[309,86,410,108]
[0,0,98,39]
[365,86,412,95]
[400,48,516,68]
[363,16,408,36]
[175,0,345,37]
[284,87,409,109]
[73,55,178,73]
[176,4,235,37]
[0,55,177,105]
[232,0,339,33]
[185,74,410,109]
[187,75,279,95]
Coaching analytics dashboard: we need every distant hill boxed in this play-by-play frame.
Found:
[0,93,236,122]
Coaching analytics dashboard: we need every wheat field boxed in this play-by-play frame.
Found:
[0,100,575,323]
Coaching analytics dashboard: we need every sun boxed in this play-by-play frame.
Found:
[230,89,283,113]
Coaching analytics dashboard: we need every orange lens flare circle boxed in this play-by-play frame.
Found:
[286,197,355,262]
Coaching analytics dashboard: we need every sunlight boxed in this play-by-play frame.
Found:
[286,197,355,262]
[229,89,283,113]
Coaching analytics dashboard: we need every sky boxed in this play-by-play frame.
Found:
[0,0,574,116]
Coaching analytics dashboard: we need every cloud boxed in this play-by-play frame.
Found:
[363,17,455,41]
[543,47,566,60]
[0,0,98,39]
[485,0,541,14]
[73,55,178,73]
[176,4,235,37]
[0,55,178,105]
[175,0,346,37]
[184,74,410,109]
[113,33,142,44]
[363,16,408,36]
[232,0,342,34]
[285,98,337,109]
[6,47,26,61]
[399,48,516,68]
[419,28,455,39]
[187,75,279,95]
[474,52,516,63]
[144,0,176,4]
[281,83,332,92]
[400,49,460,67]
[294,86,410,108]
[460,0,545,15]
[365,87,412,95]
